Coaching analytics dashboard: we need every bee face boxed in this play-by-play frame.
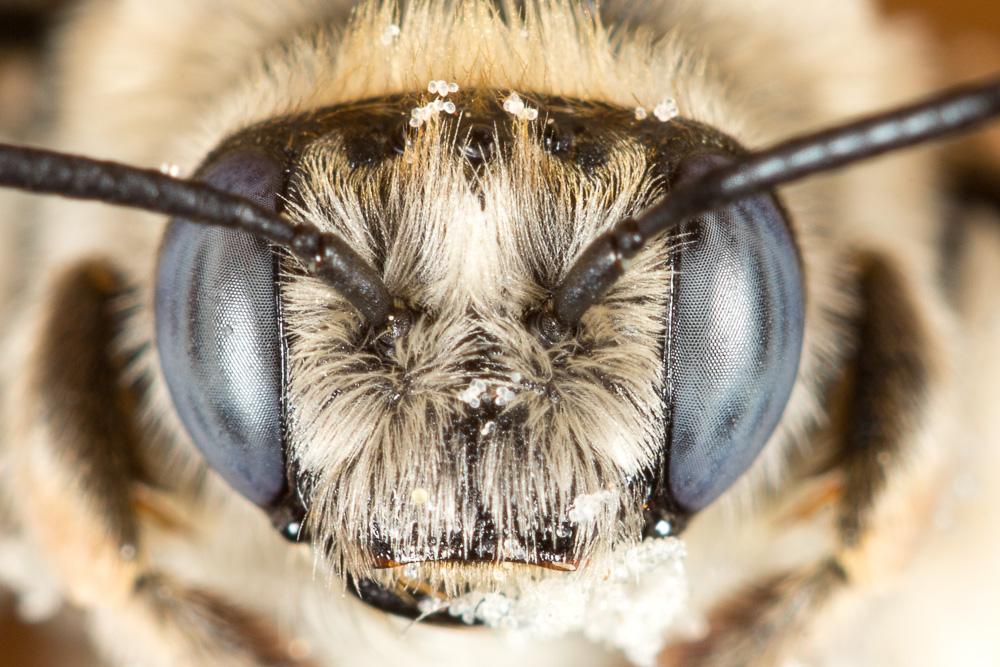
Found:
[287,98,670,588]
[154,93,804,604]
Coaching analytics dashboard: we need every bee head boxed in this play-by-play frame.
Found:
[154,91,803,612]
[10,71,993,619]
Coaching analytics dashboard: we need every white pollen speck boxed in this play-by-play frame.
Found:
[434,80,453,96]
[429,80,451,96]
[503,92,539,122]
[410,92,460,127]
[408,102,440,128]
[379,24,401,45]
[410,487,430,506]
[403,562,420,578]
[475,593,513,626]
[654,98,679,122]
[448,82,459,93]
[634,106,648,121]
[159,162,181,177]
[418,597,446,615]
[503,92,525,115]
[501,538,529,561]
[652,519,673,537]
[496,387,516,405]
[567,489,618,524]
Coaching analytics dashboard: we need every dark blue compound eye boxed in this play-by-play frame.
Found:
[155,148,287,507]
[663,154,805,513]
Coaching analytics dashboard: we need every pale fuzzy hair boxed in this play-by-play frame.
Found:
[285,118,678,588]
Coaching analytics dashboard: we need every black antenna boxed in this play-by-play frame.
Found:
[0,144,395,326]
[552,76,1000,327]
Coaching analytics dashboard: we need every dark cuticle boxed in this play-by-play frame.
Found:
[611,218,644,259]
[269,485,309,543]
[290,228,320,260]
[386,306,413,339]
[574,141,607,172]
[372,305,415,357]
[530,307,570,346]
[280,520,305,542]
[344,132,393,169]
[542,122,574,156]
[641,508,688,540]
[391,122,410,155]
[462,124,495,165]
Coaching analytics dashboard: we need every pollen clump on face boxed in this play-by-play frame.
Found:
[428,80,459,96]
[653,97,679,122]
[458,378,488,408]
[566,489,619,525]
[457,378,519,409]
[503,92,539,121]
[409,80,461,127]
[494,386,516,406]
[415,538,690,667]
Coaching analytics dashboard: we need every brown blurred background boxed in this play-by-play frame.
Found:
[885,0,1000,34]
[0,1,998,666]
[882,0,1000,159]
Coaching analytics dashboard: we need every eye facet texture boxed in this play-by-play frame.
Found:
[664,155,804,513]
[155,149,286,507]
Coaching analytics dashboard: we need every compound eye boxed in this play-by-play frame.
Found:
[664,154,805,513]
[155,148,287,507]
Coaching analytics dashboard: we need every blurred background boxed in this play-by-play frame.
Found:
[0,1,998,665]
[882,0,1000,160]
